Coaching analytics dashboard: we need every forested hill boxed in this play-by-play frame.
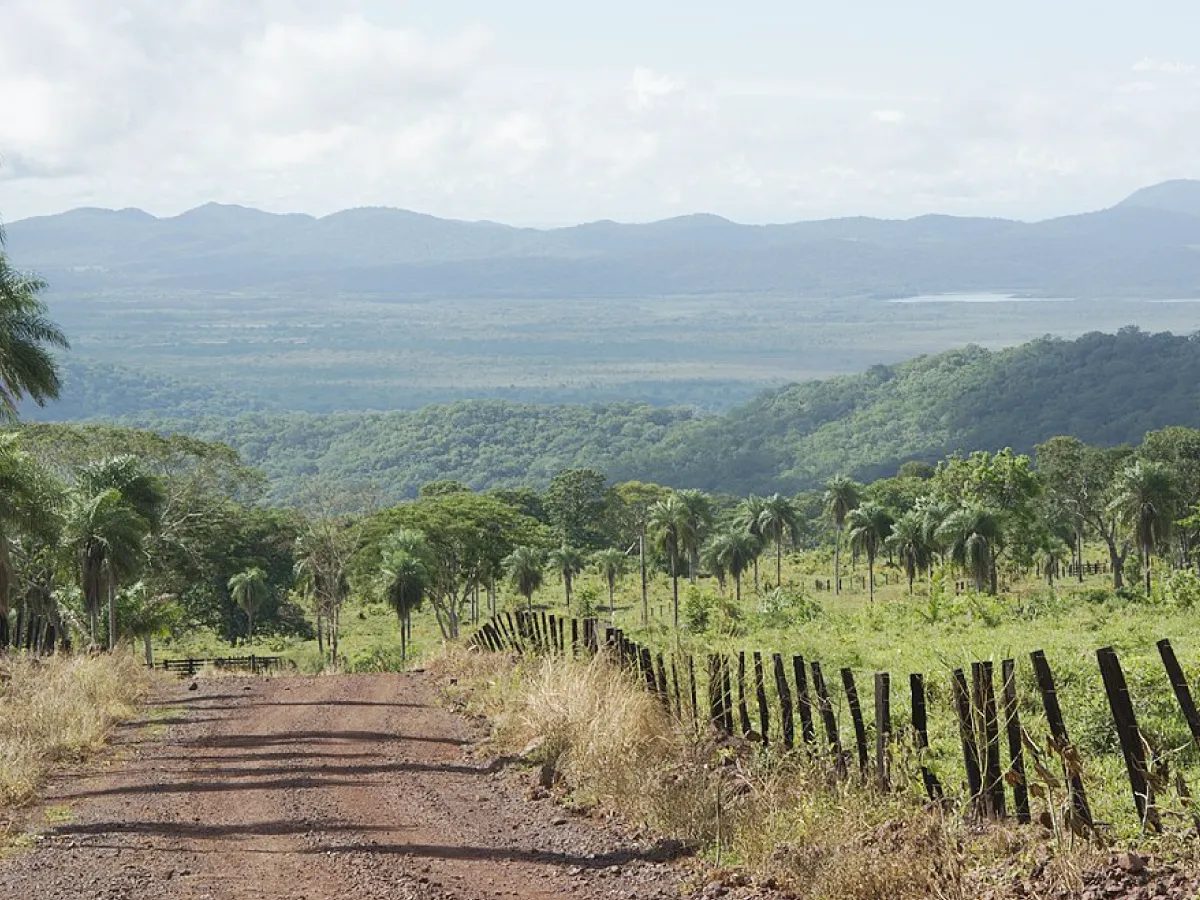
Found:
[140,328,1200,502]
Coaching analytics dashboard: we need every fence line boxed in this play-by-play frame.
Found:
[470,611,1200,833]
[151,655,291,676]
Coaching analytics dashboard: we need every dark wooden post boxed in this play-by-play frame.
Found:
[773,653,795,749]
[720,656,735,736]
[540,611,550,653]
[737,652,752,737]
[655,653,670,702]
[874,672,890,790]
[640,646,658,695]
[1097,646,1161,832]
[811,661,843,774]
[972,661,1006,819]
[952,668,983,815]
[1030,650,1093,831]
[670,657,683,721]
[548,615,559,655]
[571,618,579,656]
[708,655,723,732]
[687,655,699,732]
[1000,659,1030,823]
[753,652,770,746]
[910,673,943,800]
[841,667,869,775]
[793,655,816,745]
[1157,639,1200,753]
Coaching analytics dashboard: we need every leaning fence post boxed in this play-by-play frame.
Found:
[773,653,795,749]
[1001,659,1030,823]
[952,668,983,816]
[687,655,700,733]
[753,652,770,747]
[1157,638,1200,753]
[793,655,816,745]
[736,652,752,737]
[720,656,735,735]
[910,673,944,801]
[973,661,1006,819]
[707,655,724,733]
[1030,650,1093,831]
[1097,646,1161,832]
[841,667,869,776]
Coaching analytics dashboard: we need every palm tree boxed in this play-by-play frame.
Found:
[700,538,729,594]
[379,530,431,663]
[64,487,150,648]
[824,476,862,596]
[736,495,768,591]
[678,490,714,583]
[846,502,893,603]
[1110,460,1179,595]
[1035,537,1071,588]
[886,509,932,594]
[703,527,761,604]
[504,546,545,611]
[0,230,70,419]
[228,567,270,645]
[936,505,1003,594]
[648,495,694,628]
[758,493,799,587]
[0,434,61,649]
[123,583,181,667]
[592,548,629,622]
[547,544,586,610]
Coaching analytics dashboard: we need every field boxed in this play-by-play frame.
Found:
[36,289,1200,416]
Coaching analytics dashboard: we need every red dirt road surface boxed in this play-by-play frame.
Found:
[0,674,692,900]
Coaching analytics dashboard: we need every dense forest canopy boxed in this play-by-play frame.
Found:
[110,328,1200,503]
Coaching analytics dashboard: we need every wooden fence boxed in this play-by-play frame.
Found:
[151,655,291,676]
[469,610,1200,833]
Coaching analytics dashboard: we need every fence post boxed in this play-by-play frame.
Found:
[753,652,770,746]
[737,652,752,737]
[670,657,682,721]
[1001,659,1030,823]
[1030,650,1093,832]
[811,661,844,775]
[1097,646,1161,832]
[910,673,943,801]
[874,672,890,790]
[841,667,869,776]
[952,668,983,816]
[973,662,1006,818]
[707,655,723,733]
[720,656,734,736]
[687,655,699,733]
[793,655,816,745]
[655,653,670,703]
[773,653,795,750]
[1157,639,1200,753]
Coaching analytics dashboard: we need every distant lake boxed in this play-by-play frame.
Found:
[888,293,1076,304]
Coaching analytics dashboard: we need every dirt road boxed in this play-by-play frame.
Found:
[0,673,690,900]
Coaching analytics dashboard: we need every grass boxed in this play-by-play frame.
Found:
[432,645,1143,900]
[0,653,150,809]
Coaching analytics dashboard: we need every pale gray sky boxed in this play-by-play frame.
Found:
[3,0,1200,224]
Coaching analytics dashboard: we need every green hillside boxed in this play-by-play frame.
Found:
[147,328,1199,502]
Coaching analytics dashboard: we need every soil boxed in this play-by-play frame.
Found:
[0,673,728,900]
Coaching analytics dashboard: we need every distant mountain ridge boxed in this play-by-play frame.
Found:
[9,180,1200,299]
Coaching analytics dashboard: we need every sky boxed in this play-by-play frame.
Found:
[3,0,1200,225]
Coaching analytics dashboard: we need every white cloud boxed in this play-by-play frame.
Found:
[3,2,1200,224]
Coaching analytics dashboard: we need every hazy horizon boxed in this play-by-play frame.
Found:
[6,2,1200,225]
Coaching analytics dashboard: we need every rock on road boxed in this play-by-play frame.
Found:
[0,673,689,900]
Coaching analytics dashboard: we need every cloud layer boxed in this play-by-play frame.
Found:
[3,1,1200,224]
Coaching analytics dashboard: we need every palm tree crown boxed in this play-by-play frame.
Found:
[0,232,69,419]
[503,545,545,611]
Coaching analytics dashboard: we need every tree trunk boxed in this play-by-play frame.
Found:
[316,608,324,656]
[607,579,615,623]
[671,553,680,630]
[753,556,759,593]
[1102,532,1127,590]
[907,567,914,595]
[1076,529,1084,583]
[400,612,407,664]
[639,532,648,626]
[834,527,842,596]
[867,554,875,604]
[106,571,117,652]
[143,634,154,667]
[776,540,783,587]
[1144,539,1153,596]
[564,573,572,610]
[735,572,742,605]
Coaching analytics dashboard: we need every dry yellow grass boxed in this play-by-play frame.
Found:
[0,653,149,808]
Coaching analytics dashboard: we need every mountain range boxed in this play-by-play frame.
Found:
[9,180,1200,299]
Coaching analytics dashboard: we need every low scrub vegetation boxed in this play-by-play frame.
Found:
[0,653,148,808]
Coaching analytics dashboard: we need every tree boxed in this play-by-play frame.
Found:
[378,529,431,663]
[228,567,270,644]
[677,489,714,583]
[504,546,545,611]
[703,527,761,604]
[736,495,767,592]
[1034,535,1071,588]
[609,481,672,625]
[545,468,609,547]
[1111,460,1179,595]
[846,503,893,603]
[937,504,1003,594]
[592,548,628,621]
[886,509,933,594]
[648,495,694,628]
[0,228,69,419]
[122,582,182,667]
[293,516,357,662]
[824,476,862,595]
[757,493,799,586]
[0,434,60,649]
[547,544,586,610]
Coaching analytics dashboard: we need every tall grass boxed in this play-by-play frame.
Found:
[435,648,1089,900]
[0,653,149,808]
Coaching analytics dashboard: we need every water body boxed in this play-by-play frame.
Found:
[889,293,1076,304]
